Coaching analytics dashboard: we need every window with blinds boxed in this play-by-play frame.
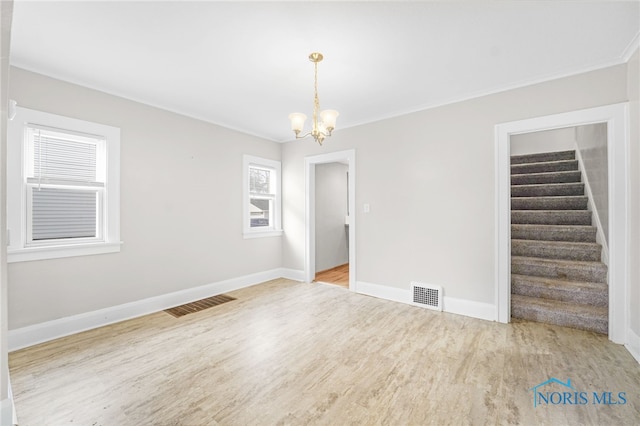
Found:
[25,126,105,244]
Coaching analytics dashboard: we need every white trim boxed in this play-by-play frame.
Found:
[279,268,305,282]
[573,146,609,267]
[495,103,630,345]
[8,268,295,352]
[442,297,495,322]
[621,31,640,63]
[8,241,122,263]
[356,281,409,304]
[242,155,282,238]
[0,398,13,426]
[626,328,640,365]
[356,281,495,322]
[304,150,356,291]
[7,106,121,262]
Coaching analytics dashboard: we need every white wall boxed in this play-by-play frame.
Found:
[7,67,282,329]
[510,127,575,155]
[315,162,349,272]
[628,48,640,339]
[576,123,609,242]
[0,0,12,418]
[282,63,628,305]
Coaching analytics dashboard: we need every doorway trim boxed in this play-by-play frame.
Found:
[495,103,629,344]
[305,149,356,290]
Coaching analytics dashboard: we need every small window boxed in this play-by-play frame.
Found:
[243,155,282,238]
[8,107,121,262]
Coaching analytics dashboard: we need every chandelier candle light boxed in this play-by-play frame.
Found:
[288,52,339,145]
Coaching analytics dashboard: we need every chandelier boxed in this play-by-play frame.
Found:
[288,52,339,145]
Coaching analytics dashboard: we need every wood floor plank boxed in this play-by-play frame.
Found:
[315,263,349,288]
[9,278,640,425]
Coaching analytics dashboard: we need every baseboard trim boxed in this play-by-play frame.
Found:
[356,281,495,322]
[8,268,301,352]
[279,268,305,282]
[626,327,640,365]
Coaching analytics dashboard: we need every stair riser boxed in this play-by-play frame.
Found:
[511,242,601,262]
[510,150,576,165]
[511,183,584,197]
[511,197,588,211]
[511,211,592,226]
[511,279,608,307]
[511,160,578,175]
[511,171,582,185]
[511,226,596,242]
[511,303,607,334]
[511,261,607,283]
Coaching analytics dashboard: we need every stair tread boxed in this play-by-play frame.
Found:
[511,195,588,200]
[511,239,600,249]
[511,274,608,291]
[512,294,608,318]
[510,150,575,165]
[511,182,583,189]
[512,255,606,268]
[511,209,591,214]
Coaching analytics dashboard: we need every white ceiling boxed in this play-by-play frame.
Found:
[9,1,640,142]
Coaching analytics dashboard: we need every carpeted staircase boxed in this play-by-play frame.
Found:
[510,150,608,334]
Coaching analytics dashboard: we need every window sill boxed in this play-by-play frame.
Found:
[8,241,122,263]
[243,229,283,239]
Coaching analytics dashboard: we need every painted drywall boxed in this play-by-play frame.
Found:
[510,127,575,155]
[315,162,349,273]
[576,123,609,243]
[7,67,282,329]
[0,0,12,412]
[628,48,640,337]
[282,63,628,304]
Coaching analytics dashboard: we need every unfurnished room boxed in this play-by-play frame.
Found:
[0,1,639,425]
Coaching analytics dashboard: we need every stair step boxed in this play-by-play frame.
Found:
[511,210,591,226]
[511,170,582,185]
[511,160,578,175]
[511,224,597,242]
[511,274,607,307]
[511,182,584,197]
[512,239,601,262]
[511,196,588,211]
[511,256,607,283]
[510,150,575,165]
[511,294,607,334]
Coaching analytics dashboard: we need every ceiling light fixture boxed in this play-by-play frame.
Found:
[288,52,338,145]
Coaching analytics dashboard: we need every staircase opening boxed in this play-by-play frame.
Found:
[495,103,630,343]
[509,136,608,334]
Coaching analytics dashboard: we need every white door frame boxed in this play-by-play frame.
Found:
[305,149,356,290]
[495,103,629,344]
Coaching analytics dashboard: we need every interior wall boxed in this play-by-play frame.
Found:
[315,162,349,272]
[628,48,640,337]
[0,0,12,410]
[510,127,575,155]
[575,123,609,242]
[282,63,628,304]
[7,67,282,329]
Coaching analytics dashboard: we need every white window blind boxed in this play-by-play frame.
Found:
[25,126,104,244]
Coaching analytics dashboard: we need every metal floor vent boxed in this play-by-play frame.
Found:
[164,294,236,318]
[411,282,443,311]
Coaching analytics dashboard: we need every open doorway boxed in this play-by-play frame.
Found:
[495,103,629,343]
[313,162,350,288]
[304,149,356,290]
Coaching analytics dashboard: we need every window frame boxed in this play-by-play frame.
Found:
[243,155,282,239]
[7,106,121,262]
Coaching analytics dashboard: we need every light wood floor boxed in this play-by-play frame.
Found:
[314,263,349,288]
[9,279,640,425]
